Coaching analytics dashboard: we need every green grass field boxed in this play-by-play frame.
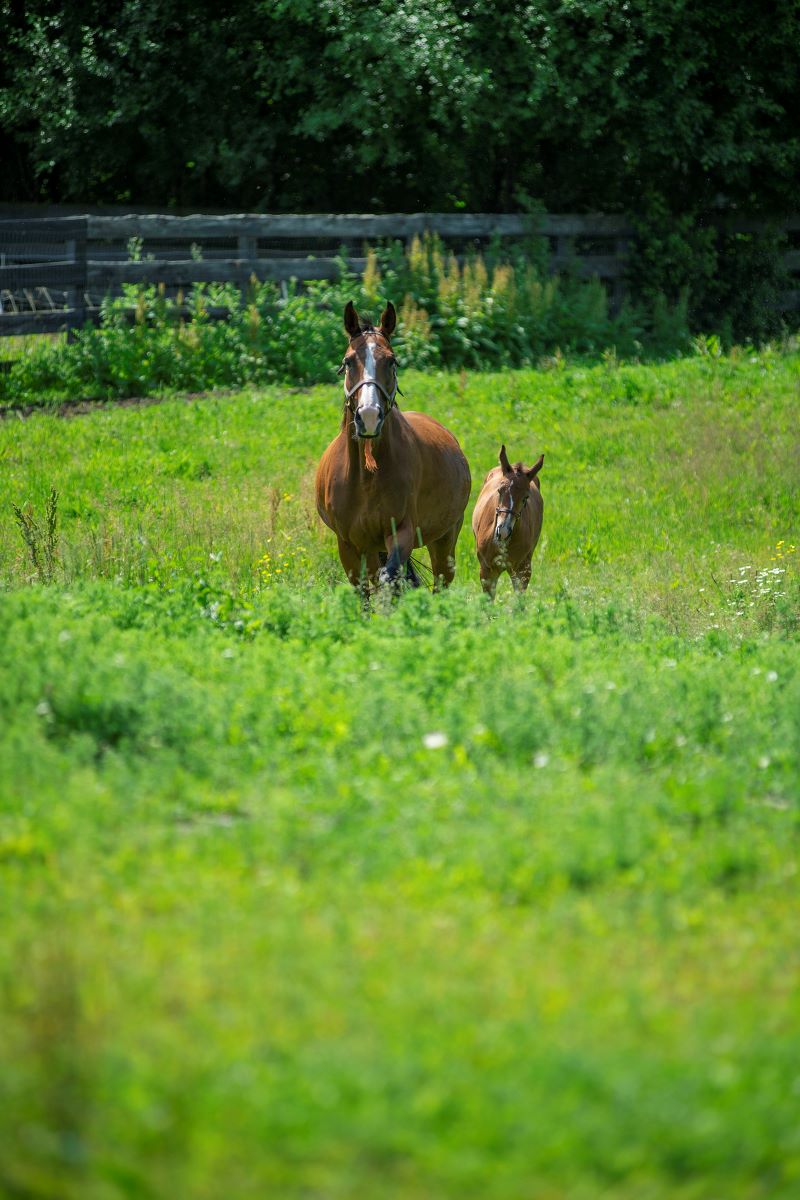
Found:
[1,348,799,1198]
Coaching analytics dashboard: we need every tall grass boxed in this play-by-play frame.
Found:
[2,350,798,631]
[0,236,692,407]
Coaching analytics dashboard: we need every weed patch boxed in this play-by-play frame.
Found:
[0,237,698,410]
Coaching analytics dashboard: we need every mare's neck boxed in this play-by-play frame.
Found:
[343,407,397,474]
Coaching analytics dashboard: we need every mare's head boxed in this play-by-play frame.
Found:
[340,301,398,439]
[494,444,544,543]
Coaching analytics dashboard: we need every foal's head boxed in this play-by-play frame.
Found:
[340,301,398,440]
[494,444,544,543]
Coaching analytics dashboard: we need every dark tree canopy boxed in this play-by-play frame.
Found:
[1,0,798,218]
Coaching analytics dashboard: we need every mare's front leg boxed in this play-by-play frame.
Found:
[337,537,380,598]
[379,522,415,587]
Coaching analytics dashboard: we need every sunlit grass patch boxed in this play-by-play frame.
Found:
[0,332,66,363]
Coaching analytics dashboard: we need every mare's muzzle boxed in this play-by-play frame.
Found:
[345,377,396,439]
[354,398,384,439]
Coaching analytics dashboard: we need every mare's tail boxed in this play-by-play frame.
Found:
[377,551,425,589]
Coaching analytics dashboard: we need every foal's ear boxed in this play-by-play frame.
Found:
[379,301,397,340]
[526,453,544,481]
[499,444,512,475]
[344,301,361,339]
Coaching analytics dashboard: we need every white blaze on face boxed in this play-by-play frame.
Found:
[496,490,514,541]
[356,338,382,436]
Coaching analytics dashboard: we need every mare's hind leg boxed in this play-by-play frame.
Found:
[428,518,464,590]
[405,559,422,588]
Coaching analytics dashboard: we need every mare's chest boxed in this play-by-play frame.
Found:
[329,470,412,547]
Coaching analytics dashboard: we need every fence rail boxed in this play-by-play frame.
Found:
[1,212,798,336]
[83,212,635,239]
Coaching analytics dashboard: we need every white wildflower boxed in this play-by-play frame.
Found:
[423,732,448,750]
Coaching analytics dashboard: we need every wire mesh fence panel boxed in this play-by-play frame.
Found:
[0,218,88,333]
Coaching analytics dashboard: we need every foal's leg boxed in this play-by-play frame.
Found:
[479,566,499,600]
[510,556,533,592]
[478,550,503,598]
[428,518,464,589]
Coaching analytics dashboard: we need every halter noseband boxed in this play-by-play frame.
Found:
[495,494,529,527]
[341,374,399,414]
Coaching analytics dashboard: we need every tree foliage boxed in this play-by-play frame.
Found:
[1,0,798,216]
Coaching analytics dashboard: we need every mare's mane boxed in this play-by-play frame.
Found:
[354,320,391,337]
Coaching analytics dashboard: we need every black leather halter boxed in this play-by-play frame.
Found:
[337,336,402,414]
[341,373,399,414]
[495,494,529,527]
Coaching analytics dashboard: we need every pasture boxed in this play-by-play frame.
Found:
[1,347,799,1198]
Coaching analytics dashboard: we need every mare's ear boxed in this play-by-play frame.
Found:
[499,444,512,475]
[379,301,397,340]
[527,453,544,481]
[344,301,361,339]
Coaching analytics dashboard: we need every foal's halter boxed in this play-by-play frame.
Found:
[495,493,529,528]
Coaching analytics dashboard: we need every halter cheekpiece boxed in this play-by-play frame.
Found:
[496,494,529,525]
[342,374,398,414]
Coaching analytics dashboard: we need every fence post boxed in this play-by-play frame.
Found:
[238,234,257,304]
[613,235,629,313]
[552,235,576,276]
[65,218,88,340]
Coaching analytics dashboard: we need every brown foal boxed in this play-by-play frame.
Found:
[471,444,544,598]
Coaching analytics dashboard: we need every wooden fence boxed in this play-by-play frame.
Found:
[1,212,798,336]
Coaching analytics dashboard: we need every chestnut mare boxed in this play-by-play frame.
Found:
[472,444,544,598]
[316,301,471,592]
